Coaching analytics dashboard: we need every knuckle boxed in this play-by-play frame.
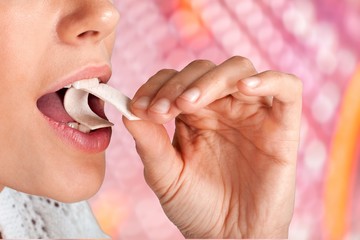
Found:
[165,82,186,95]
[264,70,291,82]
[229,56,255,70]
[147,69,178,84]
[155,69,178,77]
[188,59,216,69]
[263,70,281,78]
[290,74,302,87]
[146,69,178,85]
[284,73,303,95]
[265,70,303,99]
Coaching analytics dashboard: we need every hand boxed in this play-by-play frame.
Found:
[123,56,302,239]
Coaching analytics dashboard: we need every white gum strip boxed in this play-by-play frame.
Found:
[72,79,140,121]
[64,88,114,130]
[72,78,99,89]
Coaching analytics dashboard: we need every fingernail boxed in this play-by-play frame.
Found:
[242,77,261,88]
[150,98,171,114]
[133,96,151,110]
[180,88,201,103]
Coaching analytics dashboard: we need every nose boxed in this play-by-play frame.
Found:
[57,0,120,45]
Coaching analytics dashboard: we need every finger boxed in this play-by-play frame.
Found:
[134,60,216,123]
[122,117,183,194]
[133,69,178,100]
[131,69,178,120]
[175,56,259,113]
[237,70,303,126]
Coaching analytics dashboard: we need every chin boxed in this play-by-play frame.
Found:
[51,181,103,203]
[16,152,108,204]
[49,156,106,203]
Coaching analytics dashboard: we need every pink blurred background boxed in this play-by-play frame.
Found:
[89,0,360,239]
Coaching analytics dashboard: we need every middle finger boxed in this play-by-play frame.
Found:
[135,60,216,123]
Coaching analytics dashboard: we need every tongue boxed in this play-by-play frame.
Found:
[37,90,74,123]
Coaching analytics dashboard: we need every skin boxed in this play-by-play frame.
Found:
[124,57,302,238]
[0,0,302,239]
[0,0,119,202]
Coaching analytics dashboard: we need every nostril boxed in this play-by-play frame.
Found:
[77,30,100,39]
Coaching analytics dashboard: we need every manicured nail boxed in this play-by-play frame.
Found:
[132,96,151,110]
[242,77,261,88]
[150,98,171,114]
[180,88,201,103]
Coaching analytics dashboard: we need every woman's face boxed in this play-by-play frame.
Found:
[0,0,119,202]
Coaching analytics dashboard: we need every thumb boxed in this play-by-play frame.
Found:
[122,117,182,191]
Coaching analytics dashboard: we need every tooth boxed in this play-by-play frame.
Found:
[72,78,100,89]
[64,88,114,130]
[67,121,92,133]
[78,124,91,133]
[64,78,98,89]
[67,122,79,129]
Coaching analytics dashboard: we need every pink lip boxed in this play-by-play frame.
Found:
[43,64,112,96]
[45,115,112,153]
[39,64,113,153]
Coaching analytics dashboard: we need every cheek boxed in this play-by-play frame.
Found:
[0,73,41,173]
[0,79,34,181]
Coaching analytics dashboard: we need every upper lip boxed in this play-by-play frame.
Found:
[42,64,112,95]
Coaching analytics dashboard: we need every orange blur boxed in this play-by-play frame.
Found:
[324,65,360,239]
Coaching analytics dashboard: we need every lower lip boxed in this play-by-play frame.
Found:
[42,115,112,153]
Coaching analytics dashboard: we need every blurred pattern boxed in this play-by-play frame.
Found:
[88,0,360,239]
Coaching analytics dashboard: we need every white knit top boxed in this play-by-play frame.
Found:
[0,187,108,239]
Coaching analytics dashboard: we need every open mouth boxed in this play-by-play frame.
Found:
[36,88,107,133]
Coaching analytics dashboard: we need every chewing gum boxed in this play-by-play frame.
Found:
[64,88,114,130]
[64,78,140,130]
